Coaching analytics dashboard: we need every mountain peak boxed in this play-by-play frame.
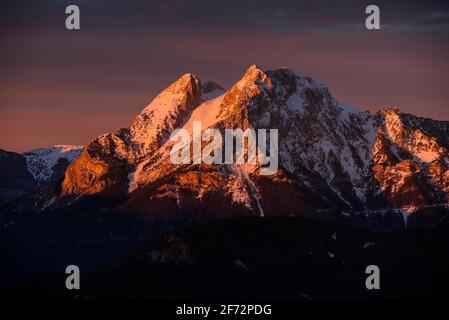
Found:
[160,72,202,97]
[129,72,202,153]
[56,66,449,229]
[241,64,272,86]
[178,72,199,82]
[245,64,263,74]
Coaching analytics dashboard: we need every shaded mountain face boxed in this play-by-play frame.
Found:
[0,146,83,209]
[56,65,448,228]
[0,150,35,206]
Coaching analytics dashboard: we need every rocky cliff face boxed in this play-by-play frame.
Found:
[372,109,449,211]
[27,66,449,228]
[61,74,209,198]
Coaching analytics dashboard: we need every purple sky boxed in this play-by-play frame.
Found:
[1,0,449,152]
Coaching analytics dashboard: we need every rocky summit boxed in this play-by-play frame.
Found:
[55,65,449,229]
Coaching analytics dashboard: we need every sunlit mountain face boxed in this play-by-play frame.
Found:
[3,65,449,228]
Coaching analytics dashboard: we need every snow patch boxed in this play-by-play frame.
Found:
[233,164,265,217]
[23,145,83,183]
[183,94,225,133]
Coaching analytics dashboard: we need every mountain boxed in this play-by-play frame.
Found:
[56,65,449,229]
[0,145,83,208]
[1,64,449,239]
[23,145,83,185]
[0,150,36,206]
[1,65,448,287]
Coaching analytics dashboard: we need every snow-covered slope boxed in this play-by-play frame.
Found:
[23,145,83,184]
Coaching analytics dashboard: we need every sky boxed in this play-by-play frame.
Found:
[1,0,449,152]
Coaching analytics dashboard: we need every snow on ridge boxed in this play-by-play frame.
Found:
[381,110,443,163]
[278,75,374,203]
[127,171,136,193]
[23,145,83,183]
[183,94,225,133]
[25,145,83,157]
[337,102,361,115]
[128,73,204,156]
[233,164,265,217]
[127,92,226,193]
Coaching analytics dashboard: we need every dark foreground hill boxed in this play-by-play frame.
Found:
[2,216,448,300]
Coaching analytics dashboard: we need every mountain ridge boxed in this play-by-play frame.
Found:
[2,65,449,230]
[0,145,83,206]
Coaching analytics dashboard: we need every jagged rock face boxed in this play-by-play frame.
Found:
[214,66,376,211]
[61,73,206,198]
[60,145,129,197]
[120,165,257,223]
[0,150,36,206]
[58,65,449,227]
[129,73,203,159]
[372,109,449,211]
